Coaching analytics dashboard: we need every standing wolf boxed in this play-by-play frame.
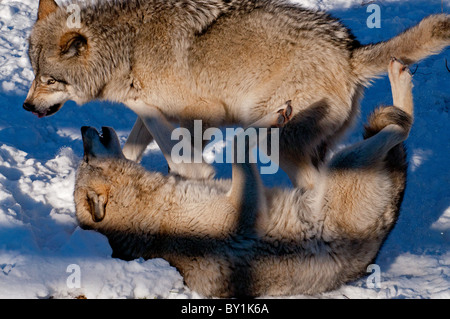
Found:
[75,59,414,297]
[25,0,449,187]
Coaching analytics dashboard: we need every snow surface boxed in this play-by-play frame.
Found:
[0,0,448,299]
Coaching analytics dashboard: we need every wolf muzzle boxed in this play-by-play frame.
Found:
[23,102,62,118]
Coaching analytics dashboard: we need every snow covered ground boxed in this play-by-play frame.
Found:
[0,0,448,299]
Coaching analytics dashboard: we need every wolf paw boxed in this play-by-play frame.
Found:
[274,100,293,128]
[389,57,413,89]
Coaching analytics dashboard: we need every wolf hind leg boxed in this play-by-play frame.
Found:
[388,57,414,117]
[324,59,412,250]
[331,58,414,169]
[227,102,292,232]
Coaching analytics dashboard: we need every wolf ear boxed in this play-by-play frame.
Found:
[38,0,59,21]
[60,32,88,58]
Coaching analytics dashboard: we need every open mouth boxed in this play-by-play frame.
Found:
[81,126,122,161]
[32,103,63,118]
[99,127,112,147]
[81,126,112,147]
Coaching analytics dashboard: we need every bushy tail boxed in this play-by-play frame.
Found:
[352,14,450,85]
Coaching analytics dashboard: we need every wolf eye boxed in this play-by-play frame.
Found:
[47,79,56,85]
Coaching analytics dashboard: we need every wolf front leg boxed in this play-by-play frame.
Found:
[125,100,215,180]
[227,102,293,232]
[122,117,154,163]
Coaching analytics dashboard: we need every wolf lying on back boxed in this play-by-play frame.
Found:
[26,0,449,188]
[75,59,413,297]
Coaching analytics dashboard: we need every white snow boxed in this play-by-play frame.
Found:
[0,0,448,299]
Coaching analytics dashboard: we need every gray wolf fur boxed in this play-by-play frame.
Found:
[26,0,449,187]
[74,59,413,297]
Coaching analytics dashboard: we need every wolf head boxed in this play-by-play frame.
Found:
[76,126,124,223]
[24,0,87,117]
[24,0,124,117]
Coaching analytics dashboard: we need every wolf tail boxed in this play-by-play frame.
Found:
[351,14,450,85]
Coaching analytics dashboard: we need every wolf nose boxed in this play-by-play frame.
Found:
[23,102,35,112]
